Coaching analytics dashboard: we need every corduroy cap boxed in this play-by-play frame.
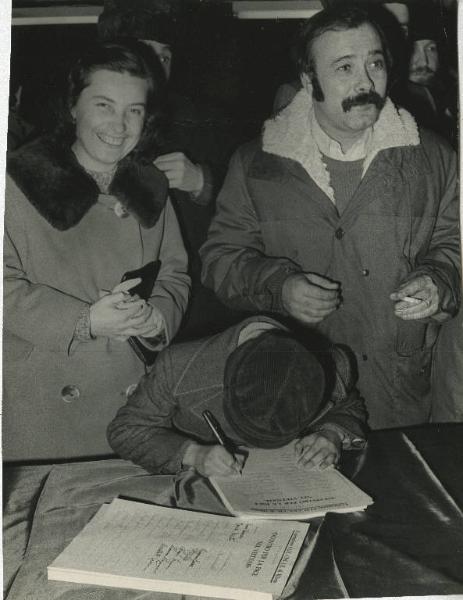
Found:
[223,330,326,448]
[98,0,180,45]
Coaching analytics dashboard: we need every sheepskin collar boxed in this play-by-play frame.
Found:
[7,136,168,230]
[263,87,420,202]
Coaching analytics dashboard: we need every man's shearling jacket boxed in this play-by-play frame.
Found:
[200,89,461,429]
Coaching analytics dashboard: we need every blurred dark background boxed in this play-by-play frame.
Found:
[10,5,303,145]
[10,0,457,149]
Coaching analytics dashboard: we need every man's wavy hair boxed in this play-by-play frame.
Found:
[53,39,167,161]
[295,4,394,99]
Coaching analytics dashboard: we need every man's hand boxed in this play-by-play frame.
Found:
[390,274,440,320]
[154,152,204,194]
[182,442,244,477]
[294,430,342,470]
[282,272,341,324]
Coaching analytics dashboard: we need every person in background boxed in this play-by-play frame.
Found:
[382,2,409,36]
[107,316,367,477]
[98,0,215,204]
[272,28,303,113]
[387,2,461,423]
[401,5,458,147]
[377,1,461,423]
[200,4,460,431]
[98,0,244,341]
[3,40,190,461]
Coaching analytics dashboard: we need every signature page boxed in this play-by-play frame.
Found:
[48,498,309,600]
[210,443,373,519]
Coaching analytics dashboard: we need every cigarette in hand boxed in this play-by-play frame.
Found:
[402,296,422,305]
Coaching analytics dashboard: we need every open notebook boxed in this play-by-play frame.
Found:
[209,442,373,520]
[48,498,309,600]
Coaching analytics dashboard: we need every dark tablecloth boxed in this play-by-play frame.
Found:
[3,424,463,599]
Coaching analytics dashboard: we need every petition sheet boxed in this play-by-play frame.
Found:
[211,443,372,518]
[49,498,309,596]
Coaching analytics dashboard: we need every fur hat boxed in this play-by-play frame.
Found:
[223,330,326,448]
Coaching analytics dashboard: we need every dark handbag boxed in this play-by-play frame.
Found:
[121,261,162,366]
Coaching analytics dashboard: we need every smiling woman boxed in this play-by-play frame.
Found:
[3,40,191,461]
[71,70,149,172]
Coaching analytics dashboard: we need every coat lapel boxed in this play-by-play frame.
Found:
[263,89,336,203]
[248,148,339,221]
[338,153,402,227]
[7,137,168,231]
[262,87,420,217]
[282,159,340,221]
[339,143,422,228]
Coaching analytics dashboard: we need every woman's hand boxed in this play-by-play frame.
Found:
[90,278,153,340]
[182,442,244,477]
[134,304,165,339]
[294,430,342,470]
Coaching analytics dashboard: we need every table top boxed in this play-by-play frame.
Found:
[3,424,463,599]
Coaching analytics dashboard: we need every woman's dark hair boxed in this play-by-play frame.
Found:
[295,4,394,99]
[54,39,167,161]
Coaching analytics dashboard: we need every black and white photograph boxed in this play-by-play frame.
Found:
[1,1,462,599]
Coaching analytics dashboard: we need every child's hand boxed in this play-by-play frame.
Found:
[294,430,342,470]
[182,442,244,477]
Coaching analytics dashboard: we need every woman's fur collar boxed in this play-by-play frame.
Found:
[263,86,420,202]
[7,137,168,230]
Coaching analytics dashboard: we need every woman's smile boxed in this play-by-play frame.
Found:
[96,132,127,147]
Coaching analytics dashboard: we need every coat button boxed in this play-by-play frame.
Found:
[125,383,138,398]
[335,227,345,240]
[114,201,129,218]
[61,385,80,403]
[362,354,368,361]
[362,269,369,276]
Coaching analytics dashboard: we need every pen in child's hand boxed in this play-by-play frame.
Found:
[202,410,242,475]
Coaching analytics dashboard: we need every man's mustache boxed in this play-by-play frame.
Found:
[342,91,386,112]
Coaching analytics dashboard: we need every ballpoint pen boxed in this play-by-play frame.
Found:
[202,410,243,474]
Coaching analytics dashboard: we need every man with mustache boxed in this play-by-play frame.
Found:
[404,10,463,423]
[409,39,438,87]
[200,4,460,430]
[402,5,458,148]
